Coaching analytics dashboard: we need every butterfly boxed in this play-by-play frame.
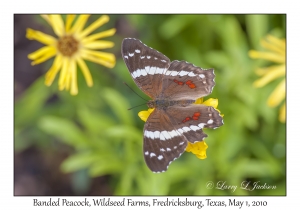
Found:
[121,38,223,173]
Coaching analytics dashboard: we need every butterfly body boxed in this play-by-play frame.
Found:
[147,99,196,109]
[121,38,223,173]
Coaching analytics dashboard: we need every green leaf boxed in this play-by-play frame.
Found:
[102,88,134,125]
[61,152,100,173]
[77,106,115,134]
[38,115,88,148]
[246,15,268,49]
[15,76,51,126]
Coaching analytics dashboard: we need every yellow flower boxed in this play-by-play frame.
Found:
[26,15,116,95]
[249,35,286,123]
[138,98,222,159]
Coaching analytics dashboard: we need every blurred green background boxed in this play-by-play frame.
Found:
[14,14,286,195]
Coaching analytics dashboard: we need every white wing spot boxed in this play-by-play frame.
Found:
[160,148,165,152]
[145,151,149,155]
[141,56,145,59]
[161,59,167,62]
[147,56,151,59]
[129,53,134,57]
[178,71,189,76]
[188,72,196,76]
[140,69,147,76]
[177,128,184,134]
[170,71,178,76]
[124,55,128,59]
[150,153,156,157]
[135,49,141,53]
[190,125,200,131]
[167,148,171,151]
[174,146,177,149]
[168,130,178,138]
[157,155,163,160]
[199,74,205,78]
[198,123,206,128]
[207,119,214,124]
[209,114,212,117]
[154,57,158,60]
[161,131,170,140]
[160,133,166,141]
[179,141,185,145]
[154,131,160,139]
[203,81,206,84]
[145,130,155,139]
[183,127,191,132]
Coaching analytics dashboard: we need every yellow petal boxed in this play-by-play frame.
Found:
[65,61,73,91]
[76,57,93,87]
[45,55,63,86]
[83,40,115,49]
[82,28,116,44]
[254,65,285,76]
[81,54,115,69]
[80,49,116,68]
[194,98,204,104]
[202,98,218,109]
[279,102,286,123]
[138,109,155,122]
[70,59,78,95]
[26,28,57,45]
[65,14,76,32]
[261,38,285,55]
[78,15,109,39]
[58,57,70,90]
[40,15,52,27]
[28,45,56,60]
[29,47,57,65]
[70,15,90,34]
[248,50,285,63]
[253,65,285,87]
[49,15,65,37]
[81,49,115,63]
[266,35,286,51]
[186,141,208,160]
[267,79,285,107]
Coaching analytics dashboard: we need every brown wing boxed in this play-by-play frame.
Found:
[143,109,188,173]
[159,60,215,100]
[165,104,223,143]
[121,38,170,99]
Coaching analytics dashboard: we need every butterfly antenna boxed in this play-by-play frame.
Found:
[123,82,148,101]
[127,103,147,110]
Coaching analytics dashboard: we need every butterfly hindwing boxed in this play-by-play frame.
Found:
[143,109,188,172]
[122,38,171,98]
[166,104,223,143]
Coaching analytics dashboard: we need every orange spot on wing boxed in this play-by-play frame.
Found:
[178,81,184,85]
[192,116,199,120]
[189,84,196,89]
[193,112,201,117]
[186,80,192,85]
[174,79,178,83]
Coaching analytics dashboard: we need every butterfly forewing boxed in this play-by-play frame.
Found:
[122,38,170,98]
[160,60,215,100]
[143,109,188,172]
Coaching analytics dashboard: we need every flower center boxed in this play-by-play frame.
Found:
[57,35,79,57]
